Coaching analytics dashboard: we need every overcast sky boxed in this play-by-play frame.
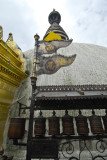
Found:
[0,0,107,52]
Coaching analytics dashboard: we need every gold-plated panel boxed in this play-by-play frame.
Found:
[0,78,16,141]
[0,106,10,147]
[0,54,27,84]
[6,41,16,51]
[0,38,25,71]
[0,43,21,67]
[0,39,18,58]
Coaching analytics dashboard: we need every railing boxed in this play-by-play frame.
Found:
[8,101,107,160]
[59,138,107,160]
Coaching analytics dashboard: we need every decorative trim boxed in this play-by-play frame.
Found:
[0,65,21,81]
[37,85,107,92]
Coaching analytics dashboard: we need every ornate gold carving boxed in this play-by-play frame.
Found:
[45,44,55,52]
[6,41,16,51]
[0,65,21,82]
[0,39,18,59]
[36,39,74,75]
[0,40,22,67]
[45,60,56,71]
[0,52,27,83]
[38,39,72,55]
[37,54,76,75]
[14,49,21,57]
[6,33,25,68]
[20,57,25,71]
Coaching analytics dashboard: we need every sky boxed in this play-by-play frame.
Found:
[0,0,107,52]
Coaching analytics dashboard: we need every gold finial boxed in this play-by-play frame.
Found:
[0,25,3,39]
[34,34,40,40]
[32,72,37,77]
[7,33,13,41]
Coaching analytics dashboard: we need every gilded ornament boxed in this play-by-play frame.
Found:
[36,54,76,75]
[45,60,56,71]
[45,44,55,52]
[37,39,72,55]
[14,49,21,57]
[20,58,25,71]
[6,33,23,61]
[34,34,40,40]
[36,38,74,75]
[32,72,37,77]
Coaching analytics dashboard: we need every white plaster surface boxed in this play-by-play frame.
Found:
[30,42,107,86]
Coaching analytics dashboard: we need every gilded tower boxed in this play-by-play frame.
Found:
[0,28,27,150]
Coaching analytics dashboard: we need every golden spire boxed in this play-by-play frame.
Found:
[6,33,24,71]
[43,10,69,41]
[6,33,16,51]
[7,33,13,41]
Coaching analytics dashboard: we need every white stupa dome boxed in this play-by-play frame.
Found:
[34,42,107,86]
